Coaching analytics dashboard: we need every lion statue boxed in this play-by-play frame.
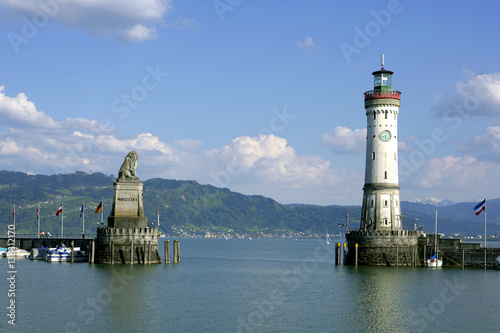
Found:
[118,151,139,179]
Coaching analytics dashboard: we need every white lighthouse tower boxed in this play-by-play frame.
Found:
[360,55,402,231]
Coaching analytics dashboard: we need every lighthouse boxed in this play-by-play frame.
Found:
[360,54,402,231]
[345,55,422,266]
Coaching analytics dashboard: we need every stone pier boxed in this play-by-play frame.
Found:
[95,151,162,264]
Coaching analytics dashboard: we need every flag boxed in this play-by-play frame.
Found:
[13,206,15,221]
[56,204,63,216]
[80,203,84,217]
[474,199,486,216]
[95,201,103,214]
[37,205,40,219]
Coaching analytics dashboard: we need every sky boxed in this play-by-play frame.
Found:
[0,1,500,206]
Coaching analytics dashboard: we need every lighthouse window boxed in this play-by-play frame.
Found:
[384,200,388,207]
[373,113,376,120]
[384,219,388,225]
[384,171,387,179]
[385,111,388,119]
[372,152,375,160]
[370,200,374,207]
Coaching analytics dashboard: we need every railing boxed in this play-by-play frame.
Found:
[0,234,97,239]
[364,90,401,100]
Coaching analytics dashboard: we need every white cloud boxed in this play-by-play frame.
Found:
[0,0,173,42]
[398,141,413,152]
[0,87,364,205]
[462,126,500,153]
[401,155,500,202]
[433,71,500,117]
[297,36,317,51]
[321,126,366,153]
[175,139,203,151]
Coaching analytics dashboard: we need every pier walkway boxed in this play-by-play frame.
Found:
[0,234,95,251]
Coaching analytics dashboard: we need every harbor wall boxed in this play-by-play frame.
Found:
[94,227,162,264]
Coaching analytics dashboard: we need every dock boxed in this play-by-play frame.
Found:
[0,234,93,252]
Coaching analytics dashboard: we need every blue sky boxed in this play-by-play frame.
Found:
[0,0,500,205]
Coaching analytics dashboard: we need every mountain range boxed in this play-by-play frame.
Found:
[1,170,498,238]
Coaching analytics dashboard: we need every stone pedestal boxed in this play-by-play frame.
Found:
[95,176,161,264]
[108,178,148,228]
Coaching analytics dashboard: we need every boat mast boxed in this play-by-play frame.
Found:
[435,209,438,267]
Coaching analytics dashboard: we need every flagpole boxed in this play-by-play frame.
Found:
[37,203,40,238]
[62,204,64,239]
[13,204,15,229]
[83,201,85,237]
[484,199,487,270]
[101,200,104,226]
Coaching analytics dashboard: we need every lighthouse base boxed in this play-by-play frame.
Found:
[345,230,423,266]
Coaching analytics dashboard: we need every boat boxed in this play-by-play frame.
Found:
[44,247,89,262]
[2,248,30,258]
[29,247,54,260]
[72,249,89,262]
[325,229,329,245]
[426,209,443,268]
[426,253,443,267]
[495,255,500,269]
[44,246,72,262]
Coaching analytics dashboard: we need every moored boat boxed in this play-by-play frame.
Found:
[426,253,443,267]
[44,247,71,262]
[2,248,30,258]
[29,247,54,260]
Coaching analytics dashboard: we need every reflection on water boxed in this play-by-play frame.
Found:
[2,238,498,332]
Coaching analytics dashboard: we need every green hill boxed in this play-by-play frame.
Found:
[1,170,498,238]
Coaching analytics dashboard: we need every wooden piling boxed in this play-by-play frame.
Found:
[173,240,180,263]
[164,240,170,264]
[147,241,151,264]
[424,245,426,263]
[355,243,358,266]
[343,243,346,265]
[71,240,74,263]
[335,243,341,265]
[110,241,114,264]
[396,244,399,267]
[130,240,134,264]
[90,240,95,264]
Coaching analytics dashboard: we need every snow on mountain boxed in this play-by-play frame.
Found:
[406,197,455,207]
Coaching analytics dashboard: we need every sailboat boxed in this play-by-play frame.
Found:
[325,229,330,245]
[426,209,443,268]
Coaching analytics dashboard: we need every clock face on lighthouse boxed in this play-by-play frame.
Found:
[380,130,391,141]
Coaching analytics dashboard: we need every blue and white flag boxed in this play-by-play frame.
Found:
[474,199,486,216]
[80,203,84,217]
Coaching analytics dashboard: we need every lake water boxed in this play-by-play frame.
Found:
[2,238,499,332]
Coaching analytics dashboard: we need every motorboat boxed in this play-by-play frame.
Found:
[29,247,53,260]
[72,249,89,262]
[44,247,71,262]
[44,247,89,262]
[2,248,30,258]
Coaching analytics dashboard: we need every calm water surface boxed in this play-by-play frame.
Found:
[2,238,499,332]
